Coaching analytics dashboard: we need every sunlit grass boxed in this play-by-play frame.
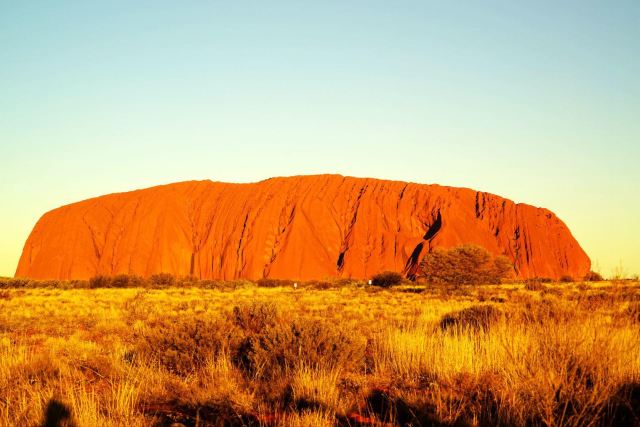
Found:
[0,280,638,426]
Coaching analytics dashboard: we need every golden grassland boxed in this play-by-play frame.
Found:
[1,280,639,426]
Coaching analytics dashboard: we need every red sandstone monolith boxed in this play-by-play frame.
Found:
[15,175,590,281]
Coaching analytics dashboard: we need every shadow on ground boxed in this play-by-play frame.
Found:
[40,399,76,427]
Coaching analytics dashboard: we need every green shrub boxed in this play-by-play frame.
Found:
[371,271,404,288]
[420,245,512,285]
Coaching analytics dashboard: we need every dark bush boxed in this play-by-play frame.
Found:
[256,278,294,288]
[149,273,175,287]
[584,271,604,282]
[559,275,574,283]
[89,275,111,288]
[371,271,404,288]
[110,274,132,288]
[108,274,145,288]
[420,245,512,285]
[440,305,504,332]
[0,278,31,288]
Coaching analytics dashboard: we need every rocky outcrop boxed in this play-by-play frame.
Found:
[15,175,590,280]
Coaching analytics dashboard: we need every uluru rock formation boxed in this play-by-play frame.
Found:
[16,175,590,281]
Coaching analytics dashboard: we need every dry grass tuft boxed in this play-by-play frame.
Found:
[439,304,504,332]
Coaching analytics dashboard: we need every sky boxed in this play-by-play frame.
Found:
[1,1,638,278]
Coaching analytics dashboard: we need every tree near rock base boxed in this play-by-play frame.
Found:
[419,244,512,285]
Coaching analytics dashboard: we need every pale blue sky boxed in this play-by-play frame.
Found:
[1,1,639,277]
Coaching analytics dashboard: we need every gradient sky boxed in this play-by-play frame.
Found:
[1,1,638,278]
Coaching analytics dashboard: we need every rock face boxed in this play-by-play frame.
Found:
[16,175,590,281]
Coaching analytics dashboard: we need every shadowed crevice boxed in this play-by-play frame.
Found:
[337,251,345,270]
[423,211,442,241]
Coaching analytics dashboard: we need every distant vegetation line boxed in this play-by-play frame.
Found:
[6,245,607,289]
[1,273,607,291]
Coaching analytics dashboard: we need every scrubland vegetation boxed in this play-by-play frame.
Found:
[1,275,639,427]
